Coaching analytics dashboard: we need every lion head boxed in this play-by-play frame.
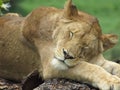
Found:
[51,0,118,69]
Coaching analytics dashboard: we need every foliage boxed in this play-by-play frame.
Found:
[0,0,11,15]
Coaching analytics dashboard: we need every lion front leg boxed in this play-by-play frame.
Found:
[65,61,120,90]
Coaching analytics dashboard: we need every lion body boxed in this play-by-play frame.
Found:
[0,16,39,81]
[0,0,120,89]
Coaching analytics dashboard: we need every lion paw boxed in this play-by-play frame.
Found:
[100,76,120,90]
[108,83,120,90]
[100,82,120,90]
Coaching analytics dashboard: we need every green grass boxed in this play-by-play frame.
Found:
[10,0,120,60]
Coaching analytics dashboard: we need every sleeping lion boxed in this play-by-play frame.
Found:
[0,0,120,90]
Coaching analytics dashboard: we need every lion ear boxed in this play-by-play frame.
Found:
[101,34,118,51]
[63,0,79,19]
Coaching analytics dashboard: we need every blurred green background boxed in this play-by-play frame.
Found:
[9,0,120,60]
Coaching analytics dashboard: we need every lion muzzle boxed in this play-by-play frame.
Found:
[63,49,75,60]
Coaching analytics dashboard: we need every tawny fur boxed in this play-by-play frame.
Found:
[0,0,120,90]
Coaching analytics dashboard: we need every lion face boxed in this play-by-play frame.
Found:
[52,20,103,69]
[52,18,118,70]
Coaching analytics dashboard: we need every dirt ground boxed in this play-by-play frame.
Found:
[0,78,98,90]
[0,78,21,90]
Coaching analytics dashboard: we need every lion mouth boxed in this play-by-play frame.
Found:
[54,56,65,63]
[54,56,75,67]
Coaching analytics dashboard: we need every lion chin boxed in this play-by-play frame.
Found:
[0,0,120,90]
[51,58,69,70]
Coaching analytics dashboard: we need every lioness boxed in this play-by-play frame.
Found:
[0,0,120,90]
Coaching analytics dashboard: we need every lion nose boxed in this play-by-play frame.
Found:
[63,49,74,59]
